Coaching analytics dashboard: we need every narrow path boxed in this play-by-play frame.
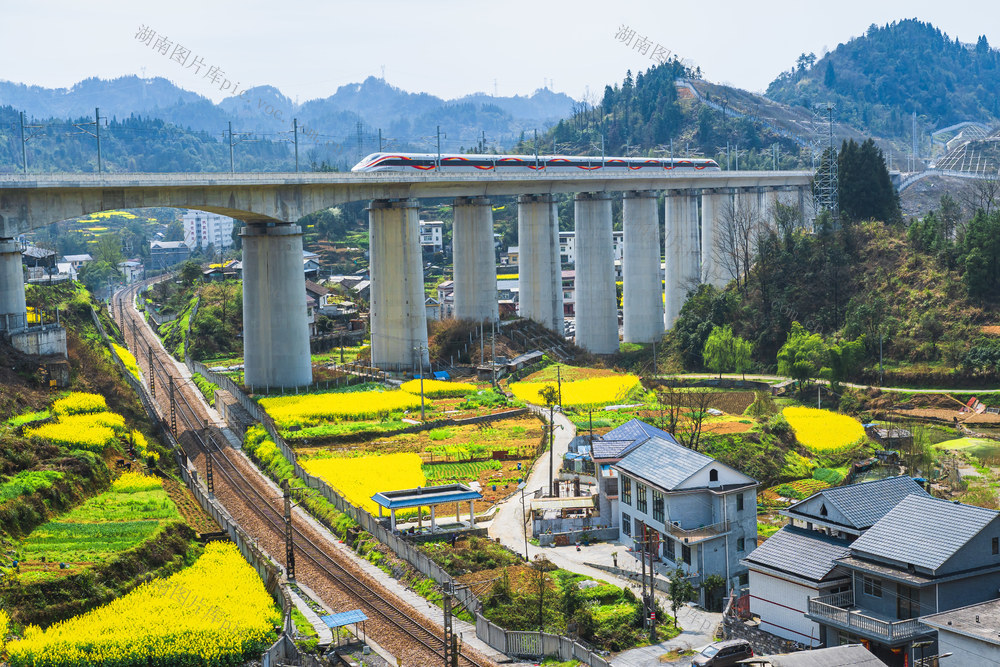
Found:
[656,373,1000,394]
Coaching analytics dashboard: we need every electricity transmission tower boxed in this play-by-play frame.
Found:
[812,102,839,220]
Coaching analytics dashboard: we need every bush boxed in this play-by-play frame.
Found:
[51,392,107,416]
[766,414,791,435]
[813,467,845,485]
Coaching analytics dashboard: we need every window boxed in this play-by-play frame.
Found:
[682,544,692,565]
[652,491,665,523]
[820,503,828,517]
[664,537,675,562]
[897,584,920,620]
[621,477,632,505]
[622,513,631,536]
[636,483,648,513]
[739,573,749,586]
[709,468,719,482]
[993,537,999,555]
[863,576,882,598]
[737,537,745,552]
[736,493,744,512]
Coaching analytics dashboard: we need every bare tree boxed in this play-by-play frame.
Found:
[677,387,716,452]
[714,190,768,296]
[656,385,685,436]
[961,177,1000,219]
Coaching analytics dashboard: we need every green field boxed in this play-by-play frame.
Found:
[18,479,181,570]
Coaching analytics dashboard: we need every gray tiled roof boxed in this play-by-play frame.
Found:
[744,526,850,582]
[614,435,715,490]
[759,644,886,666]
[591,419,678,460]
[848,494,999,571]
[603,418,677,444]
[799,475,929,530]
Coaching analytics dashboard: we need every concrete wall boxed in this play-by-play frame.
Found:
[241,223,312,388]
[622,191,663,343]
[936,628,1000,667]
[0,239,27,331]
[748,569,824,647]
[452,196,498,322]
[369,199,430,370]
[573,193,617,354]
[517,194,563,333]
[10,324,67,357]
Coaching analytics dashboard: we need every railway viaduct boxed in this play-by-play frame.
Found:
[0,168,812,387]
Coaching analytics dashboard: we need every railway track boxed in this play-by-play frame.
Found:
[110,284,495,667]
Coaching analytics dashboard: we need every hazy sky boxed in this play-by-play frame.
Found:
[2,0,996,103]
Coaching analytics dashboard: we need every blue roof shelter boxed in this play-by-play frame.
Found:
[371,483,483,532]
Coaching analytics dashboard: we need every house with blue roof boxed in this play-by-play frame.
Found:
[591,418,677,518]
[805,494,1000,667]
[743,476,930,649]
[610,424,758,604]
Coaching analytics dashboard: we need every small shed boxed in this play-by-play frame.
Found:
[371,483,482,532]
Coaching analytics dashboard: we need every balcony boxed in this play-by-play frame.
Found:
[664,520,729,544]
[807,591,932,645]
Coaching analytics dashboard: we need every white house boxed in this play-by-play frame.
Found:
[182,210,235,251]
[420,221,444,254]
[923,599,1000,666]
[613,433,759,601]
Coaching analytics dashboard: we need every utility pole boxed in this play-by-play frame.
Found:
[378,128,383,152]
[648,527,657,642]
[436,125,445,169]
[556,365,562,406]
[639,524,648,630]
[148,346,155,398]
[169,376,176,434]
[282,479,295,581]
[228,121,235,174]
[292,118,299,172]
[95,108,103,174]
[206,445,215,494]
[534,129,539,169]
[442,584,459,667]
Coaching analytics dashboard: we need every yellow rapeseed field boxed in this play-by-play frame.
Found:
[52,392,107,416]
[400,379,476,398]
[6,541,279,667]
[301,453,425,514]
[509,374,642,407]
[26,405,126,452]
[113,344,142,382]
[782,407,867,453]
[112,471,163,494]
[260,390,422,427]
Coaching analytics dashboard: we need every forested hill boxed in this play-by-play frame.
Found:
[766,19,1000,138]
[536,60,807,170]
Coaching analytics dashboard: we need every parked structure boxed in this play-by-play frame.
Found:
[612,422,758,600]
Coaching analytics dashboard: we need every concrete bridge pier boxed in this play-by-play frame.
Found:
[665,190,701,329]
[574,192,618,354]
[622,190,663,343]
[0,238,27,332]
[452,197,498,322]
[517,194,563,334]
[241,223,313,389]
[699,189,730,289]
[369,199,429,370]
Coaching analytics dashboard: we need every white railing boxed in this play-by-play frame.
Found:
[808,592,930,642]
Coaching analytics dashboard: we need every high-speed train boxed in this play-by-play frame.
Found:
[351,152,720,173]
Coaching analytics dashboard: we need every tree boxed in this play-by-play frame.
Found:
[667,568,695,626]
[164,220,185,242]
[703,325,754,378]
[677,388,714,452]
[823,61,837,88]
[93,232,124,267]
[179,260,202,285]
[960,209,1000,300]
[961,178,1000,218]
[77,260,117,294]
[776,322,828,387]
[715,192,767,295]
[824,336,866,389]
[703,326,735,378]
[838,138,901,224]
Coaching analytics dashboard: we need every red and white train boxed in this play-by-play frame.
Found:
[351,152,720,173]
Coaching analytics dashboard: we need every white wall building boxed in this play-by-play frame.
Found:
[420,221,444,254]
[183,210,235,251]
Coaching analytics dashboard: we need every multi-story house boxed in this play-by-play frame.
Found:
[744,476,928,647]
[420,220,444,254]
[805,494,1000,667]
[613,431,758,602]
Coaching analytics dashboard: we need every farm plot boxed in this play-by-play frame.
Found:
[17,472,182,579]
[6,541,279,667]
